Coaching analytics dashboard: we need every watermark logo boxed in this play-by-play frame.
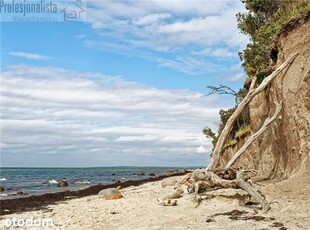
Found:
[0,0,87,22]
[1,217,54,228]
[61,0,85,22]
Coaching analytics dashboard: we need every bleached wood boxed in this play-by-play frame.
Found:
[224,103,282,169]
[170,169,270,212]
[235,170,270,213]
[207,53,298,170]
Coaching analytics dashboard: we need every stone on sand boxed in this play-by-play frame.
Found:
[98,187,123,200]
[105,194,123,200]
[58,179,69,187]
[161,178,177,188]
[15,191,28,196]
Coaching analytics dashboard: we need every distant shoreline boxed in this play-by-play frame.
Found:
[0,166,202,171]
[0,166,194,199]
[0,170,189,216]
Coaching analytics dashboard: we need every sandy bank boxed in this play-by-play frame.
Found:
[0,174,309,230]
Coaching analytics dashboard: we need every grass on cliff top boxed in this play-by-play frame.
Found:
[223,125,251,150]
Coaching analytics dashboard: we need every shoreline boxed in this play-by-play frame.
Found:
[0,173,309,229]
[0,171,189,216]
[0,172,309,229]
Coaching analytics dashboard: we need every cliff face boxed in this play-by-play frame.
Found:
[218,11,310,179]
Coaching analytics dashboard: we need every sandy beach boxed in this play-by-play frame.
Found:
[1,173,309,230]
[2,1,310,230]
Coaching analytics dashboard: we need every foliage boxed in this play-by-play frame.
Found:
[237,0,310,77]
[203,1,310,151]
[223,139,238,150]
[202,127,218,150]
[218,107,236,135]
[206,85,248,105]
[221,125,251,150]
[203,85,250,150]
[235,125,251,139]
[203,105,250,150]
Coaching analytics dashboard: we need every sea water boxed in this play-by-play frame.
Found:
[0,167,186,199]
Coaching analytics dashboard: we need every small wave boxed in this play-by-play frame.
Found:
[0,193,8,197]
[75,180,90,184]
[0,178,7,182]
[47,179,58,185]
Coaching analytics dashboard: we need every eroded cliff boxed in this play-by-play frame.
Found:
[218,10,310,179]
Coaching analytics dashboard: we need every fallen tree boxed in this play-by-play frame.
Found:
[207,52,298,170]
[158,53,298,214]
[159,168,270,213]
[224,102,282,169]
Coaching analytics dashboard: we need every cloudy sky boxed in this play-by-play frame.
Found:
[0,0,248,167]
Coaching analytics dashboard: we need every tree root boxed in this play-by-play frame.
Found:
[159,168,270,213]
[157,188,184,205]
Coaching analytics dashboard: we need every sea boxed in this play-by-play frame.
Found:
[0,167,189,199]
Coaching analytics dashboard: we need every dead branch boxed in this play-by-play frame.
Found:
[235,170,270,213]
[224,103,282,169]
[207,52,298,170]
[157,188,184,205]
[206,85,243,105]
[165,168,270,212]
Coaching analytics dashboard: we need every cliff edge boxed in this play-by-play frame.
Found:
[218,10,310,180]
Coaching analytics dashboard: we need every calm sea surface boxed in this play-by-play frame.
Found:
[0,167,188,199]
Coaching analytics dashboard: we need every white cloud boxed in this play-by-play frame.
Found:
[194,48,237,58]
[224,73,245,82]
[150,13,244,49]
[79,0,248,75]
[116,135,157,142]
[196,145,208,154]
[133,13,172,26]
[0,65,225,167]
[154,55,222,75]
[9,52,50,60]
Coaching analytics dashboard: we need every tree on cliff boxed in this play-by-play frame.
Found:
[205,0,309,168]
[237,0,310,80]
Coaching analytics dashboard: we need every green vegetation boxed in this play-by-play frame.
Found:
[202,127,218,150]
[235,125,251,139]
[206,85,247,105]
[203,85,250,152]
[203,106,250,151]
[237,0,310,78]
[223,139,238,150]
[204,1,310,152]
[221,125,251,150]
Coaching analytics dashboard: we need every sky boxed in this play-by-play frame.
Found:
[0,0,249,167]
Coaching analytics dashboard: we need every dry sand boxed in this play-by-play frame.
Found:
[1,174,309,230]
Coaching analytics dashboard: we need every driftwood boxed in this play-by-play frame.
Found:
[190,169,238,203]
[158,199,178,206]
[224,103,282,169]
[235,170,270,213]
[174,172,194,192]
[160,168,270,213]
[157,187,184,204]
[212,167,238,180]
[207,52,298,170]
[158,55,298,212]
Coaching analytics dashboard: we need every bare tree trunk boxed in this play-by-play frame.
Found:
[235,170,270,213]
[224,103,282,169]
[171,169,270,212]
[207,53,298,170]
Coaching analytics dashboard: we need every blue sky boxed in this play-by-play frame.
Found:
[0,0,248,167]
